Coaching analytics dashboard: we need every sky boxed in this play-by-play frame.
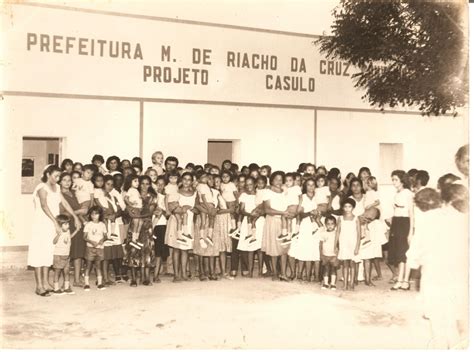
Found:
[51,0,340,35]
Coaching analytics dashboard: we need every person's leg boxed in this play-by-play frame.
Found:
[73,258,82,285]
[354,262,359,286]
[209,256,216,279]
[364,259,374,286]
[280,254,289,280]
[257,250,263,276]
[172,248,180,281]
[130,267,137,284]
[154,257,162,282]
[288,256,296,279]
[248,251,254,277]
[271,256,279,281]
[180,250,189,280]
[53,268,61,291]
[322,262,329,287]
[263,254,273,277]
[84,260,93,288]
[43,266,53,290]
[102,260,109,284]
[230,238,239,277]
[112,258,122,281]
[241,249,249,276]
[373,257,382,280]
[34,267,44,293]
[296,260,304,280]
[313,261,320,283]
[349,261,355,290]
[96,259,104,287]
[218,252,226,277]
[342,261,348,290]
[401,262,411,289]
[64,265,71,291]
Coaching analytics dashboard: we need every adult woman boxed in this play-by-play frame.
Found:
[123,176,157,286]
[28,165,81,296]
[106,155,121,176]
[60,159,73,173]
[327,176,342,216]
[288,178,320,282]
[342,172,356,196]
[262,171,291,281]
[58,172,86,287]
[388,170,414,290]
[165,172,196,282]
[98,175,126,285]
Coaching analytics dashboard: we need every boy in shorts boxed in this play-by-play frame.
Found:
[52,214,79,295]
[319,216,339,290]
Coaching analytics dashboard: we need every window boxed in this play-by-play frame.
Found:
[22,137,61,193]
[379,143,403,184]
[207,140,240,167]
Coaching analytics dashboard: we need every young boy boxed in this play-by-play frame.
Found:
[319,215,338,290]
[92,154,107,175]
[151,151,165,176]
[83,206,108,291]
[75,164,95,223]
[52,214,79,295]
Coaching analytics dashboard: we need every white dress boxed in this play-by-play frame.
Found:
[176,192,196,250]
[27,183,61,267]
[337,217,358,260]
[237,193,264,252]
[288,194,320,261]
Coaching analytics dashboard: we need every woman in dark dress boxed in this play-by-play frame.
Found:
[59,172,86,287]
[123,175,157,286]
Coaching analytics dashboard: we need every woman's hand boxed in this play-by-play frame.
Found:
[74,216,81,230]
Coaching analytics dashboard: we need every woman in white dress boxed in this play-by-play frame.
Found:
[288,178,320,282]
[28,164,81,296]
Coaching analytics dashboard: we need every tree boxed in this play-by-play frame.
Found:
[316,0,468,116]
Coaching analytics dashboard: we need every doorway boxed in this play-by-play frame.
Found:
[207,140,240,167]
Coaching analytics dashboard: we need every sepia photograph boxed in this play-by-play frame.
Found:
[0,0,470,349]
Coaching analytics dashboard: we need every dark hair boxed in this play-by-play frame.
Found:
[87,206,104,221]
[194,165,204,172]
[133,164,143,173]
[305,163,315,171]
[58,172,72,188]
[196,170,207,180]
[92,173,104,187]
[285,172,295,180]
[257,175,268,185]
[269,171,285,186]
[343,172,356,188]
[106,156,121,171]
[348,177,365,196]
[455,144,468,161]
[391,170,410,189]
[221,159,232,168]
[414,188,442,212]
[261,165,272,174]
[316,165,328,175]
[121,159,131,167]
[103,174,114,185]
[157,175,166,183]
[92,154,105,164]
[327,168,341,179]
[341,197,356,208]
[132,157,143,167]
[185,162,195,169]
[241,166,250,173]
[41,165,61,183]
[83,164,95,173]
[213,174,222,182]
[297,163,307,173]
[315,174,327,186]
[358,167,371,179]
[437,173,461,191]
[325,215,336,225]
[166,170,180,183]
[139,175,157,197]
[165,156,179,167]
[71,170,81,179]
[248,163,259,171]
[60,158,73,171]
[230,163,239,173]
[56,214,70,224]
[245,176,256,184]
[221,170,232,178]
[415,170,430,187]
[441,183,468,213]
[407,168,418,177]
[73,162,83,170]
[123,174,139,192]
[180,172,194,182]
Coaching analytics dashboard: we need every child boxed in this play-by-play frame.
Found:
[220,170,239,237]
[319,216,338,290]
[151,151,165,176]
[359,176,380,237]
[92,154,108,175]
[92,173,106,206]
[123,174,143,243]
[74,164,95,223]
[52,214,79,295]
[195,171,216,247]
[305,164,316,176]
[314,175,330,228]
[277,173,301,242]
[83,206,108,291]
[164,171,190,242]
[71,171,81,190]
[334,198,361,290]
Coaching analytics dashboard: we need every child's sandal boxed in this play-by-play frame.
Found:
[400,281,410,291]
[390,281,402,290]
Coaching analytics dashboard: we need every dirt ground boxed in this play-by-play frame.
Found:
[1,266,435,349]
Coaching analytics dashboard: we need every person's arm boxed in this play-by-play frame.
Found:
[354,217,361,255]
[407,194,414,245]
[264,200,287,216]
[164,193,171,215]
[38,188,62,236]
[53,233,60,244]
[365,200,380,209]
[334,218,341,254]
[83,229,97,247]
[70,227,80,239]
[59,193,81,230]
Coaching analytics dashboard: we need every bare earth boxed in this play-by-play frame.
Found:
[1,267,432,349]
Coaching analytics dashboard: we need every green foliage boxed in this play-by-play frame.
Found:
[316,0,468,116]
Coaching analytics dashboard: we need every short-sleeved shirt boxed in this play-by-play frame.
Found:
[315,186,330,205]
[239,192,257,213]
[365,189,379,207]
[126,188,142,208]
[84,221,107,249]
[155,193,167,226]
[152,165,165,176]
[165,184,180,203]
[263,189,287,212]
[221,182,238,202]
[319,229,337,257]
[197,183,213,204]
[286,185,302,206]
[393,188,413,217]
[54,230,71,256]
[75,178,94,204]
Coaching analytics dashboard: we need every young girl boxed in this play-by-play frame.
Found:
[165,171,189,240]
[83,206,108,291]
[335,198,361,290]
[319,216,338,290]
[195,171,216,247]
[237,177,265,277]
[314,174,330,228]
[358,167,372,191]
[92,173,106,205]
[71,171,81,191]
[277,173,301,243]
[220,170,239,237]
[123,174,143,243]
[145,168,159,193]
